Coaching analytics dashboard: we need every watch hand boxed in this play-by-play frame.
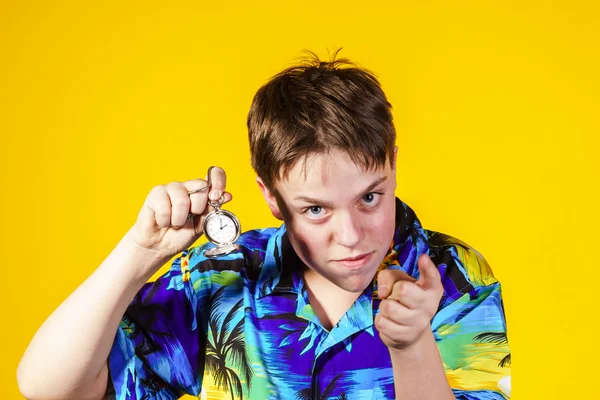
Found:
[219,219,223,229]
[220,224,228,230]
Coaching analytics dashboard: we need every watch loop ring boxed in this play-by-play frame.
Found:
[187,166,216,195]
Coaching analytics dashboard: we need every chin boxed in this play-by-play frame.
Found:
[336,273,375,293]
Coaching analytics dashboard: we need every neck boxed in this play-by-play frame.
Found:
[302,268,362,331]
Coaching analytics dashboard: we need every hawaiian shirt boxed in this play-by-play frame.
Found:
[108,198,511,399]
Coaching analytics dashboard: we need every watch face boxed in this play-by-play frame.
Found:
[204,211,239,245]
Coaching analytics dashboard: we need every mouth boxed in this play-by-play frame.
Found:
[333,252,375,269]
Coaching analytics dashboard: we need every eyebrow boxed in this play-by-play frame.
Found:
[293,176,388,208]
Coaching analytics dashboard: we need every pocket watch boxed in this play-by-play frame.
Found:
[202,198,241,258]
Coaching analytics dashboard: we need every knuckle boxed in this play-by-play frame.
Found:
[171,196,190,207]
[379,301,388,316]
[156,219,171,228]
[399,281,407,294]
[165,181,184,191]
[395,281,407,296]
[381,299,394,316]
[154,205,170,216]
[374,314,385,329]
[155,210,171,220]
[148,185,165,196]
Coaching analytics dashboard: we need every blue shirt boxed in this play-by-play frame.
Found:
[108,198,511,399]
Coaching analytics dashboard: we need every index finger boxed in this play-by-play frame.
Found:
[416,254,442,291]
[376,269,417,299]
[388,280,428,309]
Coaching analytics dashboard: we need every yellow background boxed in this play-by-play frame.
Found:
[1,1,598,399]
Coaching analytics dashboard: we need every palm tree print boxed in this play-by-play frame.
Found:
[473,332,511,367]
[205,285,253,400]
[295,374,343,400]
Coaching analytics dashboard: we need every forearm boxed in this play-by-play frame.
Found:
[17,230,169,400]
[389,329,455,400]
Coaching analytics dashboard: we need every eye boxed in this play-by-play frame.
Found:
[304,205,326,220]
[361,192,382,207]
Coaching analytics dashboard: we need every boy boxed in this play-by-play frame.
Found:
[17,52,511,399]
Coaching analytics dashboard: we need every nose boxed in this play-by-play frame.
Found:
[333,210,365,248]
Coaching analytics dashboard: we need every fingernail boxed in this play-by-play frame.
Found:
[209,190,221,201]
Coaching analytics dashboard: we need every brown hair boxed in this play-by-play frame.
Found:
[247,49,396,191]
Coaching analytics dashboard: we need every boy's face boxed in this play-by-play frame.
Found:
[257,147,398,294]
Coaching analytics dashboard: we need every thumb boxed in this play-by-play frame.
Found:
[376,268,416,299]
[417,254,441,290]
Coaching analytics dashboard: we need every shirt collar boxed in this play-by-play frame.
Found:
[254,197,430,300]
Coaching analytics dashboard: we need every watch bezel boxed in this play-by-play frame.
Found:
[202,209,241,246]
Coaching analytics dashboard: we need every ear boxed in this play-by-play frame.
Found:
[256,177,284,220]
